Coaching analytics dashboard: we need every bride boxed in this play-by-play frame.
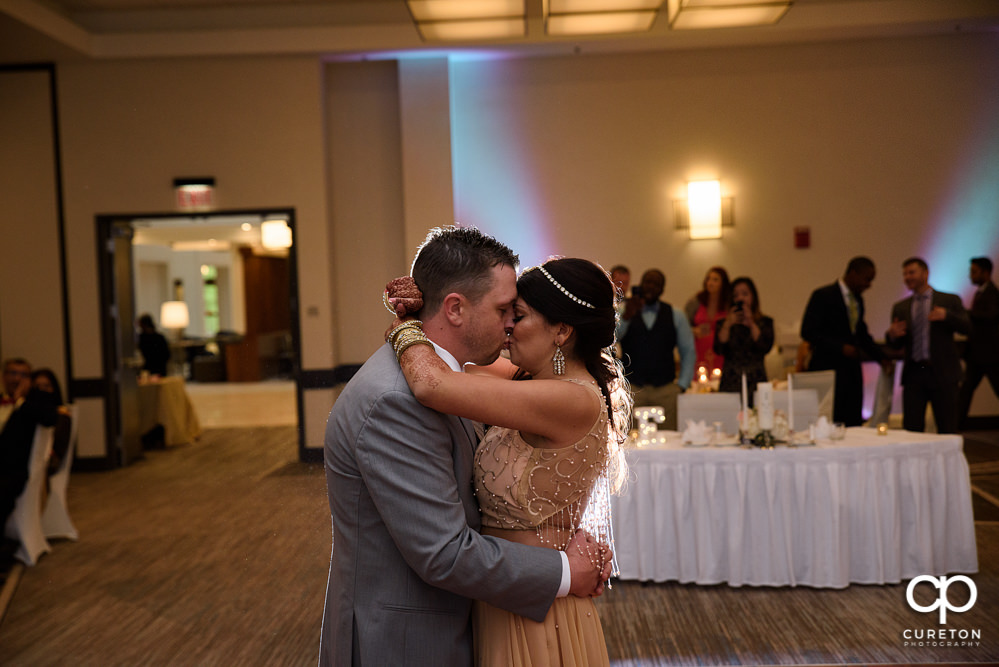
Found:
[387,257,630,667]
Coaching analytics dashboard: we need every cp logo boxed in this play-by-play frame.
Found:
[906,575,977,624]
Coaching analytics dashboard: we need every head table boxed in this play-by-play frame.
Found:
[610,427,978,588]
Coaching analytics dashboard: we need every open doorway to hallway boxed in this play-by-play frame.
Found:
[97,209,306,465]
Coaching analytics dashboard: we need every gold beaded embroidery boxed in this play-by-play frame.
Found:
[473,379,610,552]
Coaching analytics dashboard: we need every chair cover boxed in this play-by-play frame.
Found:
[677,392,742,434]
[755,388,820,432]
[42,405,80,541]
[4,425,54,565]
[789,370,836,421]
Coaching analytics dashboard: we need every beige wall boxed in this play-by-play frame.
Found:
[57,55,334,378]
[325,60,407,365]
[448,32,999,340]
[3,31,998,460]
[0,69,65,388]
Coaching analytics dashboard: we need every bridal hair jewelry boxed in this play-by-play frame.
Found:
[534,265,595,309]
[553,343,566,375]
[382,290,397,315]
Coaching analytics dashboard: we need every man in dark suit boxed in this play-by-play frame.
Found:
[886,257,971,433]
[958,257,999,428]
[801,256,885,426]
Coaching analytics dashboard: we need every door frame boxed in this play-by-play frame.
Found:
[96,207,305,465]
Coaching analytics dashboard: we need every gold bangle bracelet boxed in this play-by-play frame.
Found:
[396,337,433,360]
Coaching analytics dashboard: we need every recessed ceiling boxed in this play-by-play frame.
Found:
[1,0,997,63]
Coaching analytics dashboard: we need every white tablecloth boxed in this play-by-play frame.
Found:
[611,428,978,588]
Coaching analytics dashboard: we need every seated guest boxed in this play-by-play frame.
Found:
[0,359,58,527]
[714,277,775,406]
[31,369,72,478]
[1,358,32,431]
[137,314,170,377]
[684,266,731,375]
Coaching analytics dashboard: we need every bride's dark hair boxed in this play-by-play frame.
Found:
[516,257,631,491]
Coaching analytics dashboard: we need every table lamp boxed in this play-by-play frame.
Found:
[160,300,190,340]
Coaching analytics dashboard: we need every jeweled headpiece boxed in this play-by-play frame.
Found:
[529,264,596,309]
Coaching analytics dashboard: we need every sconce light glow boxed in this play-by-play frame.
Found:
[687,180,722,239]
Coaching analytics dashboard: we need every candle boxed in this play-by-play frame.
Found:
[758,381,774,430]
[787,373,795,434]
[741,373,749,431]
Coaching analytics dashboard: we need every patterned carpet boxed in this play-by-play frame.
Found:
[0,426,996,665]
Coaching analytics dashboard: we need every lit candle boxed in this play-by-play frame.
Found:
[741,373,749,431]
[787,373,795,434]
[758,381,774,430]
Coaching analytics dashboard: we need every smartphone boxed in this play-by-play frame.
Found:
[631,286,642,300]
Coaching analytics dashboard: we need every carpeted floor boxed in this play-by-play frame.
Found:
[0,426,996,665]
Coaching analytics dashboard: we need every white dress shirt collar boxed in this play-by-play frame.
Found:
[431,341,463,373]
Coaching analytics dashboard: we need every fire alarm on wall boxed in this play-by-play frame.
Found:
[794,226,810,249]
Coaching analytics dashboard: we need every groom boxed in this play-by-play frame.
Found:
[319,226,608,666]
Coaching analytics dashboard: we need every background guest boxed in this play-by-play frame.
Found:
[31,369,72,478]
[959,256,999,429]
[714,277,774,406]
[800,256,885,426]
[1,358,32,431]
[886,257,971,433]
[609,264,631,302]
[618,269,695,430]
[136,313,170,377]
[1,358,58,527]
[684,266,730,375]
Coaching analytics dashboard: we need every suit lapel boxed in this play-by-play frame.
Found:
[457,415,478,451]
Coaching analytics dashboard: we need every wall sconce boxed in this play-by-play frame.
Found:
[673,180,734,240]
[261,219,293,250]
[407,0,526,41]
[666,0,792,30]
[160,300,190,341]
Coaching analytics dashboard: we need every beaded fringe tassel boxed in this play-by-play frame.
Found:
[553,344,566,375]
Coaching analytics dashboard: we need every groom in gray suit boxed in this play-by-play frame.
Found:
[320,227,606,666]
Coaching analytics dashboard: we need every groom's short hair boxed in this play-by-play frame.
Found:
[411,226,519,316]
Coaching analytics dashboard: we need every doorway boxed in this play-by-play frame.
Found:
[96,208,306,465]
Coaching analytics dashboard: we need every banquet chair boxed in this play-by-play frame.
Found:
[789,370,836,421]
[4,425,54,566]
[755,388,820,431]
[42,404,80,541]
[677,392,742,434]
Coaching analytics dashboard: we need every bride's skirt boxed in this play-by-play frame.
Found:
[473,595,609,667]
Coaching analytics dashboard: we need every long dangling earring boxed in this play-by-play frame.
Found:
[552,343,566,376]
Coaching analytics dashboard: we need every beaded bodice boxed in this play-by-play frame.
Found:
[474,379,609,549]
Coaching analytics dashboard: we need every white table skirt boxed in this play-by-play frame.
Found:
[611,428,978,588]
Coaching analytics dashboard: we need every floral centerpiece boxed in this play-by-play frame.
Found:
[739,408,790,446]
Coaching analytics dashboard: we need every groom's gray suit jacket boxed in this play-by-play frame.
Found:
[319,344,562,666]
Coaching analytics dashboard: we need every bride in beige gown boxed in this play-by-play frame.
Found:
[389,257,631,667]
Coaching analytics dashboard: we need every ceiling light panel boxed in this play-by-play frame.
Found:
[408,0,524,21]
[547,10,657,35]
[549,0,662,11]
[671,4,790,29]
[418,18,526,40]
